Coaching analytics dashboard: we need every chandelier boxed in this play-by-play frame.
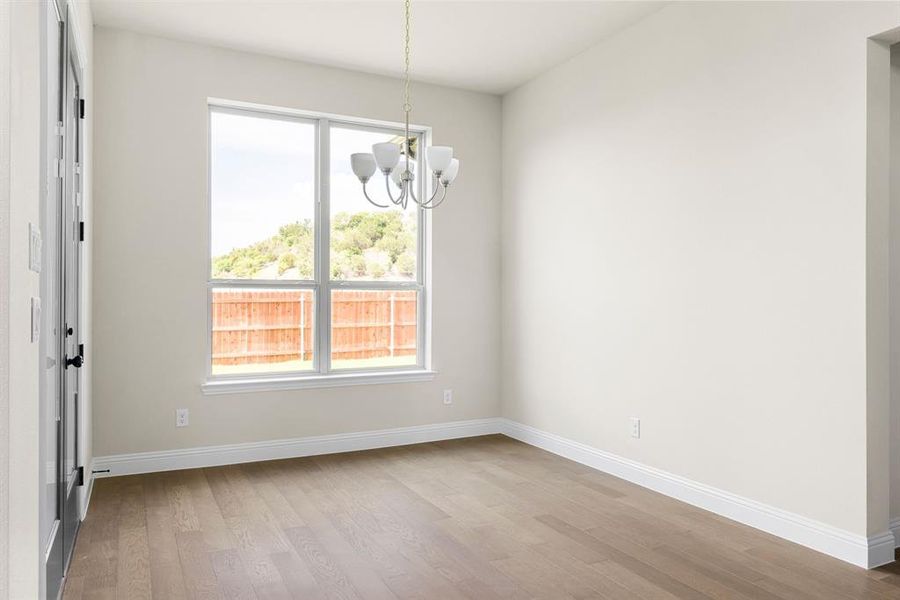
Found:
[350,0,459,210]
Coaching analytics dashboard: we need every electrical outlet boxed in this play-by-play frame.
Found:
[176,408,189,427]
[630,417,640,439]
[443,389,453,405]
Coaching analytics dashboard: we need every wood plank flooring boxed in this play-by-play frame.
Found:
[63,435,900,599]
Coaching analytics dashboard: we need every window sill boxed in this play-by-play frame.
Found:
[201,369,437,395]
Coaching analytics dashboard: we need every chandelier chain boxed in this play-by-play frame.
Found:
[403,0,412,115]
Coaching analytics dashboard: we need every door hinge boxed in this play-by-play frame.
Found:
[79,221,84,241]
[79,99,85,119]
[76,466,84,486]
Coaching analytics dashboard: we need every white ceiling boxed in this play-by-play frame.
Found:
[91,1,665,94]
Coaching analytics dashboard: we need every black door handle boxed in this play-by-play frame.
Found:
[65,355,83,369]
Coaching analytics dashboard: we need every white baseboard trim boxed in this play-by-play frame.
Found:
[499,418,892,569]
[92,417,503,477]
[890,518,900,548]
[870,531,896,567]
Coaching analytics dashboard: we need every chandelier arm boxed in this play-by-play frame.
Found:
[412,181,447,208]
[362,180,390,208]
[410,174,444,206]
[384,174,407,206]
[416,185,448,210]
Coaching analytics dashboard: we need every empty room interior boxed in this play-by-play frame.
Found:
[11,0,900,598]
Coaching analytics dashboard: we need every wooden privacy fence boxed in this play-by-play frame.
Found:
[211,289,417,366]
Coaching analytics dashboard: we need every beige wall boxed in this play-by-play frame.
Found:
[866,33,895,541]
[501,1,898,538]
[8,2,44,595]
[891,43,900,526]
[0,1,10,597]
[92,29,501,457]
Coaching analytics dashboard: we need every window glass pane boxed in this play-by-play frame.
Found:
[212,288,314,375]
[210,111,315,280]
[331,289,417,370]
[330,126,417,281]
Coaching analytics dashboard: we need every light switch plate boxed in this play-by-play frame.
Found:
[29,223,41,273]
[31,297,41,342]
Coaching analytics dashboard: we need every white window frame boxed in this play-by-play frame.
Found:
[202,99,434,394]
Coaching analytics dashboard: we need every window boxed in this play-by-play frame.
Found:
[207,103,430,389]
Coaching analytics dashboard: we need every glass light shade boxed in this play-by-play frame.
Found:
[426,145,453,173]
[440,158,459,185]
[390,161,416,188]
[372,142,401,171]
[351,153,377,180]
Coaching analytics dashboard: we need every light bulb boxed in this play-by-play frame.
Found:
[351,153,376,181]
[426,146,453,173]
[373,142,400,172]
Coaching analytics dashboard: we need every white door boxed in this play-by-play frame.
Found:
[42,3,85,597]
[59,12,83,572]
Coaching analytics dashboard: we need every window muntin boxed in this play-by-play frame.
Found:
[208,104,428,379]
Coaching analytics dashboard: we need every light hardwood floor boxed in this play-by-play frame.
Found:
[63,435,900,599]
